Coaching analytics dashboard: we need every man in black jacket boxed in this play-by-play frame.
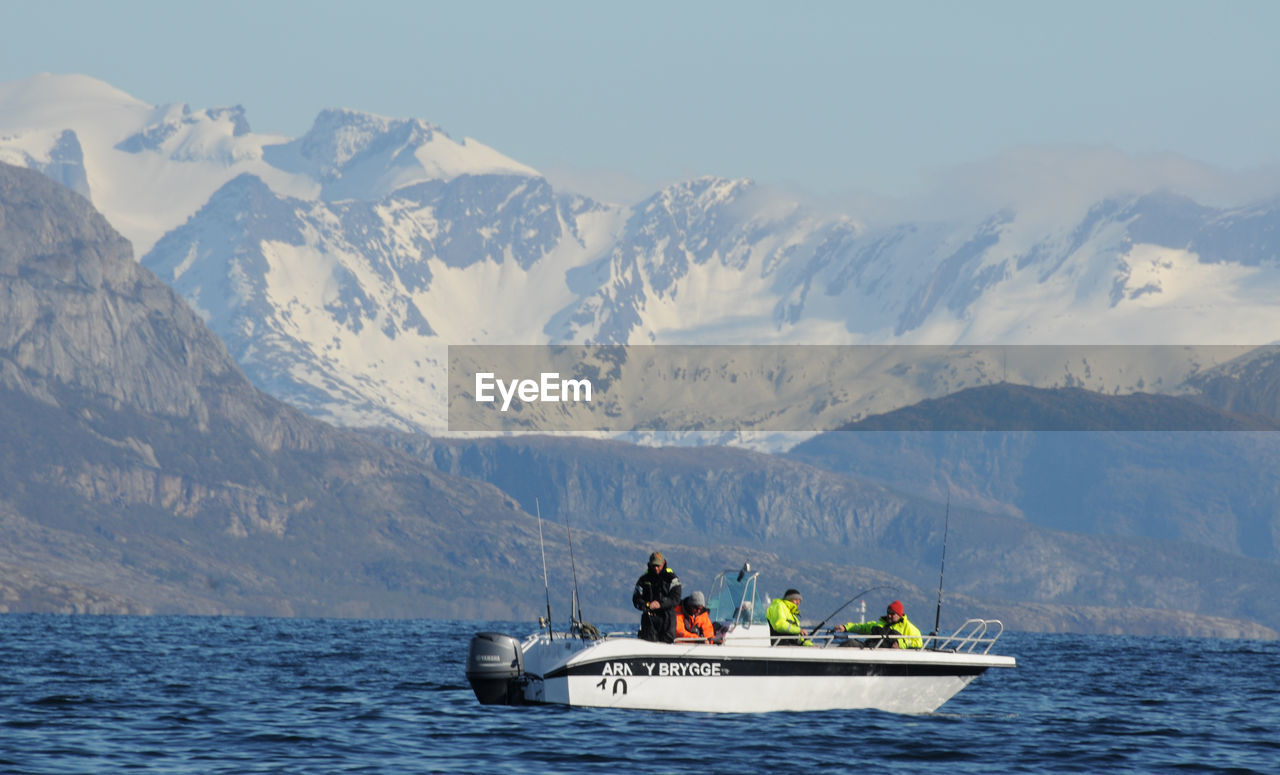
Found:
[632,551,682,642]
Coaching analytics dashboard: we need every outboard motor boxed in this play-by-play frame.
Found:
[465,632,525,705]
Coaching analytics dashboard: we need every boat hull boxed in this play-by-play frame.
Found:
[516,637,1014,714]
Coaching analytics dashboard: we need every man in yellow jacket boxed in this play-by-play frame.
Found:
[837,600,923,649]
[766,589,813,646]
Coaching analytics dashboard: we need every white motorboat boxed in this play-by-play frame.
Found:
[466,564,1016,714]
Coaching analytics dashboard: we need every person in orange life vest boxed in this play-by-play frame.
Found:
[674,590,715,643]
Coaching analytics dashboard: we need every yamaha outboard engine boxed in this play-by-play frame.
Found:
[466,632,525,705]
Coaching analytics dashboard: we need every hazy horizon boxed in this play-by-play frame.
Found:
[3,0,1278,210]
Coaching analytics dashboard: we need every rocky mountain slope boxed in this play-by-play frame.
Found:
[17,158,1201,633]
[4,74,1279,638]
[0,160,612,619]
[1185,345,1280,419]
[785,384,1280,563]
[370,429,1280,637]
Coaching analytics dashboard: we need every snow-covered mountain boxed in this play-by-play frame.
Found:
[4,74,1279,434]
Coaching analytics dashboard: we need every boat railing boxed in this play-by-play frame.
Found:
[533,621,1004,653]
[927,618,1004,654]
[810,630,930,649]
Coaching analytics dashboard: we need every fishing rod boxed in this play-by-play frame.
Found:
[562,503,585,633]
[933,489,951,637]
[536,498,553,641]
[812,584,896,634]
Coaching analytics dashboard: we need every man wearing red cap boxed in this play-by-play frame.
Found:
[836,600,923,649]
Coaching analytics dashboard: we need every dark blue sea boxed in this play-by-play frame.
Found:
[1,616,1276,774]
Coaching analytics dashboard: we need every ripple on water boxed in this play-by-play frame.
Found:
[1,620,1277,774]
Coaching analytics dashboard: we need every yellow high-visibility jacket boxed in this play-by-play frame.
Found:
[766,598,812,646]
[842,615,923,649]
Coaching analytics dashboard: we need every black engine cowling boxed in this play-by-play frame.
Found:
[465,632,526,705]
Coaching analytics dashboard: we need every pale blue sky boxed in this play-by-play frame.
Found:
[3,0,1278,204]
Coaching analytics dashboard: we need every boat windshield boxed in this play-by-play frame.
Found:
[707,565,766,628]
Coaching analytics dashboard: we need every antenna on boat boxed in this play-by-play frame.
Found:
[933,488,951,637]
[561,502,585,632]
[536,498,553,641]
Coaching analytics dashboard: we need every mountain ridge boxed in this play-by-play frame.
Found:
[6,74,1280,437]
[3,75,1280,638]
[787,383,1280,562]
[7,159,1125,633]
[369,421,1280,636]
[829,383,1280,431]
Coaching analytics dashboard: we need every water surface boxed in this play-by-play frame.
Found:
[1,616,1275,773]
